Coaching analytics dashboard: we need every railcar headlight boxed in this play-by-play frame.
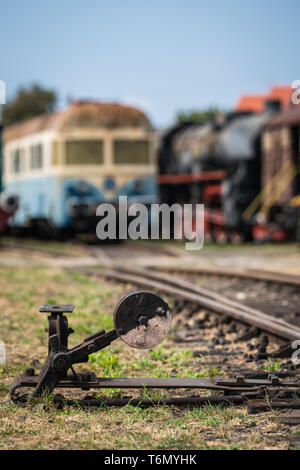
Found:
[103,177,116,191]
[0,192,19,214]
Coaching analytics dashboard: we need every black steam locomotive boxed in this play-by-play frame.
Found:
[157,102,281,242]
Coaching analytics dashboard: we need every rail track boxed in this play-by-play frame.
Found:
[67,256,300,419]
[149,265,300,288]
[4,239,300,348]
[75,264,300,347]
[3,240,300,417]
[0,238,183,261]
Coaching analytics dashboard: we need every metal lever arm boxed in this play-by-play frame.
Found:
[33,329,118,397]
[52,329,118,370]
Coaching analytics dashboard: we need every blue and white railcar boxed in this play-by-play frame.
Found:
[3,101,156,236]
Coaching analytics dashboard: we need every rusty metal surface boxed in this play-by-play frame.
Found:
[54,394,251,408]
[149,265,300,288]
[14,295,257,404]
[278,410,300,425]
[266,105,300,128]
[11,373,260,393]
[12,296,288,407]
[262,127,295,205]
[39,304,74,313]
[113,291,172,349]
[248,399,300,414]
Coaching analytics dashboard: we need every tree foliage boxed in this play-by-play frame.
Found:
[175,107,222,124]
[3,84,58,127]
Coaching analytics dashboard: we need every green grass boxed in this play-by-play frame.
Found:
[259,358,282,372]
[89,349,123,376]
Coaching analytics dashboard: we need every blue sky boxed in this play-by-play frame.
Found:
[0,0,299,126]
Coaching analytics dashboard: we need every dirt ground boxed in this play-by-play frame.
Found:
[0,239,299,450]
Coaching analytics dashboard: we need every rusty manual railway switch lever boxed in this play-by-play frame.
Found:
[10,291,177,401]
[11,291,298,407]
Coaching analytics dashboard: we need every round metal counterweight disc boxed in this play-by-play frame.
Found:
[113,291,172,349]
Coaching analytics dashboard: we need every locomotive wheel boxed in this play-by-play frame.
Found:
[213,227,228,245]
[229,231,244,245]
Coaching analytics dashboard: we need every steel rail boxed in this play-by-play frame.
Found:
[115,265,300,334]
[75,266,300,342]
[57,394,252,408]
[149,265,300,288]
[88,249,300,333]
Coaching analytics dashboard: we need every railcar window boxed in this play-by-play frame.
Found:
[11,149,24,173]
[113,140,150,164]
[52,142,59,165]
[65,140,103,164]
[31,144,43,169]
